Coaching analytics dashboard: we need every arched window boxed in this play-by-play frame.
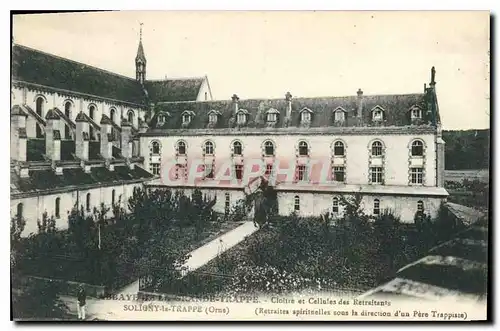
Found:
[411,140,424,156]
[64,102,73,139]
[177,141,186,155]
[86,193,91,212]
[417,200,424,213]
[373,199,380,215]
[371,141,383,156]
[332,197,339,214]
[89,105,95,120]
[152,141,161,155]
[35,96,44,117]
[110,108,116,123]
[298,141,309,156]
[264,141,275,156]
[205,141,214,155]
[16,203,23,219]
[128,110,135,124]
[112,189,116,206]
[333,141,345,156]
[294,195,300,211]
[233,141,242,156]
[55,197,61,218]
[64,101,72,118]
[36,123,44,138]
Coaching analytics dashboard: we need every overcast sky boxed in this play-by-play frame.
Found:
[13,11,490,130]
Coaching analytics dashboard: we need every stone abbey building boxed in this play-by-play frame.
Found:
[11,35,448,235]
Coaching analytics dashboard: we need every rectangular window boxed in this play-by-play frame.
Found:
[373,200,380,215]
[176,164,186,180]
[225,193,230,215]
[373,110,383,121]
[265,164,273,177]
[410,167,424,184]
[370,167,383,184]
[301,112,311,123]
[237,113,246,125]
[204,164,214,179]
[411,108,422,119]
[297,165,307,181]
[235,164,243,180]
[209,113,217,124]
[333,166,345,182]
[294,196,300,211]
[151,163,161,175]
[267,113,277,122]
[332,198,339,213]
[334,111,345,122]
[182,114,191,124]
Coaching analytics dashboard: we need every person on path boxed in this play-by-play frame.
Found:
[76,285,86,320]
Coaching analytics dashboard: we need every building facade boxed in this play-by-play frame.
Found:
[11,35,448,235]
[10,36,212,236]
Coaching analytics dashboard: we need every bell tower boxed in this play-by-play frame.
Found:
[135,23,147,84]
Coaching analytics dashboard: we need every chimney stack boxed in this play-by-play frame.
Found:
[285,92,293,127]
[121,119,133,159]
[75,111,89,161]
[100,115,113,160]
[356,88,364,118]
[10,105,28,162]
[231,94,239,115]
[430,66,436,88]
[45,109,61,161]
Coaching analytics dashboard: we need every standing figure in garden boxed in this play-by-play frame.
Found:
[77,285,87,320]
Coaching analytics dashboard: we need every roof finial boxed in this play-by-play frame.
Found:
[139,22,143,42]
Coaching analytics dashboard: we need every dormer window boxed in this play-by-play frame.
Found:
[158,114,166,124]
[300,108,313,125]
[371,106,384,121]
[333,107,347,123]
[209,113,218,124]
[411,106,422,119]
[301,112,311,123]
[334,110,345,122]
[266,108,280,123]
[181,110,195,125]
[237,110,248,125]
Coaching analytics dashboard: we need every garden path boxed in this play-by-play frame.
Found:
[61,221,259,320]
[113,221,258,296]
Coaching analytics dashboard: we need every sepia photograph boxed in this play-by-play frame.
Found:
[9,10,490,321]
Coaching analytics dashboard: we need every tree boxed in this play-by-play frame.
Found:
[11,214,68,320]
[12,279,68,320]
[373,209,404,274]
[11,215,26,287]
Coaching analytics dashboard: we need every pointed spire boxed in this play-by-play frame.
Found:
[135,22,146,64]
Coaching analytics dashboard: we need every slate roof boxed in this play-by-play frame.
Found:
[12,44,146,105]
[358,212,488,303]
[148,93,432,131]
[11,166,154,196]
[26,139,45,162]
[144,78,205,102]
[12,44,205,105]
